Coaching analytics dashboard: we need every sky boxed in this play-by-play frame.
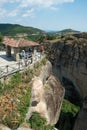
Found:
[0,0,87,32]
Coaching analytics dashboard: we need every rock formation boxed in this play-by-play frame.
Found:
[45,32,87,129]
[25,61,65,125]
[46,32,87,98]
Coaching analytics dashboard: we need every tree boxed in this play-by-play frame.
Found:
[0,35,3,41]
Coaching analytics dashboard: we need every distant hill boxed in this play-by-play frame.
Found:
[55,29,80,36]
[48,29,80,37]
[43,29,80,41]
[0,23,45,36]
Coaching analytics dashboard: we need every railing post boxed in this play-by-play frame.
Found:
[18,61,20,70]
[25,59,27,67]
[6,65,9,73]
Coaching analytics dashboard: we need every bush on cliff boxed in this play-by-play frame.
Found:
[56,99,80,130]
[29,112,54,130]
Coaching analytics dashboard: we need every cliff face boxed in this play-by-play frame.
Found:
[73,96,87,130]
[45,33,87,130]
[46,32,87,98]
[25,61,65,125]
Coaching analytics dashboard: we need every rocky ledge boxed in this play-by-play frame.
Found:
[25,61,65,125]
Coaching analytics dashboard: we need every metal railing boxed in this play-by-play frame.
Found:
[0,52,41,78]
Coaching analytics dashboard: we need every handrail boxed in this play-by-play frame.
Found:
[0,52,41,79]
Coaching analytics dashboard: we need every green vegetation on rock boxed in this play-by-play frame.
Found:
[29,112,54,130]
[0,35,3,46]
[0,58,49,129]
[0,71,31,129]
[57,99,80,130]
[62,99,80,116]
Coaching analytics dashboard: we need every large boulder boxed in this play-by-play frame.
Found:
[25,61,65,125]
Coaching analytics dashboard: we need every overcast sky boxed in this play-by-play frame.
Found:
[0,0,87,31]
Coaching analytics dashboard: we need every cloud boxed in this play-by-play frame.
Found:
[8,9,19,17]
[0,0,75,18]
[0,8,7,17]
[0,0,74,7]
[19,0,74,8]
[22,8,34,17]
[50,6,59,11]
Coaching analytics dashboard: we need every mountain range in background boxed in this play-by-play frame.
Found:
[0,23,45,36]
[48,28,80,35]
[0,23,81,42]
[56,28,80,35]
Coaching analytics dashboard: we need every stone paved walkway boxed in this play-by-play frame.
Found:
[0,51,17,67]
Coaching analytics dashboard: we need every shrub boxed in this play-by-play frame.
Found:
[29,112,46,130]
[41,58,47,65]
[29,112,54,130]
[0,81,4,95]
[61,99,80,116]
[23,69,34,82]
[34,62,41,68]
[56,99,80,130]
[8,71,22,89]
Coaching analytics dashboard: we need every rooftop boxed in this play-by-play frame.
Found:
[3,36,39,48]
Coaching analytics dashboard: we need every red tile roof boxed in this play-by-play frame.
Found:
[3,37,39,47]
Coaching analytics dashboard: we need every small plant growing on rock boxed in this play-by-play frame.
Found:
[41,58,47,65]
[29,112,54,130]
[0,81,4,95]
[34,62,41,68]
[23,69,34,82]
